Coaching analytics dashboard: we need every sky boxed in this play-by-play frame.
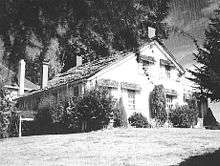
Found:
[165,0,220,69]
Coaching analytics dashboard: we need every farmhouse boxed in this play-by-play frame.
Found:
[16,38,193,121]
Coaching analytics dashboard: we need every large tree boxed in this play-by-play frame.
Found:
[189,7,220,101]
[57,0,171,72]
[0,0,171,84]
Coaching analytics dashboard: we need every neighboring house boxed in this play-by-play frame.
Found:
[0,62,39,100]
[17,39,192,120]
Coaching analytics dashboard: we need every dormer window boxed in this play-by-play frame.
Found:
[143,61,150,70]
[140,55,155,64]
[160,59,175,79]
[160,59,175,67]
[165,66,171,78]
[140,55,155,76]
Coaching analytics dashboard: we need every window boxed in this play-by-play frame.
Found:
[143,61,150,70]
[166,95,173,109]
[128,90,135,110]
[142,61,151,76]
[165,66,171,78]
[73,86,79,97]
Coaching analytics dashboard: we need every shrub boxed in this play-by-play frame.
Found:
[32,87,116,134]
[31,103,71,135]
[128,112,150,128]
[33,108,54,134]
[0,96,19,138]
[150,85,167,124]
[113,97,128,127]
[61,87,116,132]
[169,105,198,128]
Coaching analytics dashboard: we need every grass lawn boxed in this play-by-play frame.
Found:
[1,128,220,166]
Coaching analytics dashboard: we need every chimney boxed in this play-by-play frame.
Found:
[41,61,49,89]
[18,59,25,96]
[148,27,156,39]
[76,55,82,67]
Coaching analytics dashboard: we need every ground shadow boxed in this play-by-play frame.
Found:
[174,149,220,166]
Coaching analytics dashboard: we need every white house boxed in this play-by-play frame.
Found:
[17,38,192,121]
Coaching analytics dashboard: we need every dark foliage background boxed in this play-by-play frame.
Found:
[0,80,19,138]
[0,0,170,85]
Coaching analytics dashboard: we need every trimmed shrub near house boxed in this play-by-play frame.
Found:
[113,97,128,127]
[64,87,116,132]
[150,85,167,124]
[32,88,116,134]
[128,112,150,128]
[168,105,198,128]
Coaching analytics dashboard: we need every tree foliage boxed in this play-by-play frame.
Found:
[189,6,220,101]
[0,0,171,84]
[150,85,167,124]
[32,87,116,133]
[169,105,198,128]
[113,97,128,127]
[128,112,150,128]
[70,87,115,132]
[0,79,19,138]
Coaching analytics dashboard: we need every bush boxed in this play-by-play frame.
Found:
[70,87,115,132]
[31,103,72,135]
[128,112,150,128]
[113,97,128,127]
[32,108,54,134]
[31,87,116,134]
[150,85,167,124]
[169,105,198,128]
[0,97,19,138]
[34,87,116,133]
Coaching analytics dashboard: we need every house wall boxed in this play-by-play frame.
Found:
[87,43,187,120]
[18,82,84,118]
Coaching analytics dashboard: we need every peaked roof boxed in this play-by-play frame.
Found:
[48,41,185,88]
[153,40,185,74]
[47,52,129,89]
[0,63,39,91]
[18,40,185,98]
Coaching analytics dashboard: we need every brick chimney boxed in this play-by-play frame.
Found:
[18,59,25,96]
[76,55,82,67]
[148,27,156,39]
[41,61,49,89]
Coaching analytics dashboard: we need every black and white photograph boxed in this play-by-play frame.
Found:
[0,0,220,165]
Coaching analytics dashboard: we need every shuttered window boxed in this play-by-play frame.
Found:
[128,90,135,110]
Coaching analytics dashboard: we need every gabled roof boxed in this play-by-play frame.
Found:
[18,40,185,98]
[47,52,129,89]
[0,63,39,91]
[153,40,185,74]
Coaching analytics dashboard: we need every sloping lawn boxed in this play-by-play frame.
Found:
[1,128,220,166]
